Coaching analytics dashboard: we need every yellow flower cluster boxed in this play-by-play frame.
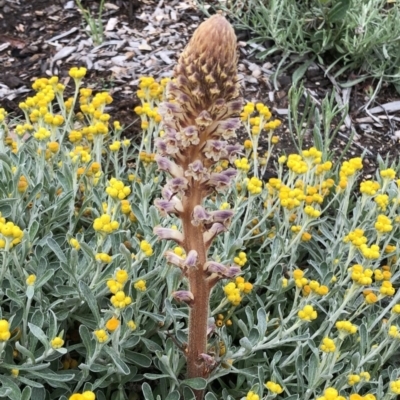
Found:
[137,76,169,101]
[0,320,11,341]
[320,337,336,352]
[336,320,357,334]
[110,290,132,309]
[109,141,121,152]
[343,229,367,247]
[392,304,400,314]
[106,178,131,200]
[375,214,392,233]
[391,380,400,394]
[140,240,153,257]
[50,336,65,349]
[33,127,51,141]
[380,168,396,180]
[26,274,36,286]
[349,394,375,400]
[287,154,308,174]
[69,67,87,80]
[95,253,112,263]
[134,279,147,292]
[69,392,95,400]
[374,194,389,211]
[69,146,91,164]
[233,251,247,267]
[304,205,321,218]
[350,264,373,285]
[363,290,378,304]
[0,107,7,122]
[139,151,156,165]
[247,177,263,195]
[303,280,329,296]
[94,329,108,343]
[374,268,391,281]
[339,157,363,180]
[278,186,306,209]
[223,277,253,306]
[17,176,28,193]
[93,214,119,234]
[298,305,317,321]
[107,269,129,294]
[293,269,308,288]
[315,161,332,175]
[360,180,380,196]
[246,391,259,400]
[127,320,137,331]
[0,215,24,249]
[69,238,80,250]
[234,157,250,172]
[265,381,284,394]
[316,387,345,400]
[302,147,322,163]
[389,325,400,338]
[380,281,395,296]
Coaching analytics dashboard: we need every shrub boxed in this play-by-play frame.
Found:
[0,14,400,400]
[200,0,400,89]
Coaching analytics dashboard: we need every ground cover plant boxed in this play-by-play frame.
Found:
[203,0,400,91]
[1,12,400,400]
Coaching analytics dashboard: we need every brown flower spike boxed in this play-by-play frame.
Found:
[154,14,243,399]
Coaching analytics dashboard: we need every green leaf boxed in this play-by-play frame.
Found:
[0,203,12,218]
[79,281,100,324]
[124,350,152,368]
[47,237,67,263]
[21,386,32,400]
[103,346,130,375]
[79,325,94,358]
[6,289,25,307]
[31,387,46,400]
[181,378,207,390]
[327,0,350,23]
[141,337,163,353]
[183,387,195,400]
[0,375,22,400]
[292,58,315,86]
[144,373,171,380]
[307,352,319,386]
[142,382,155,400]
[15,342,35,363]
[165,391,180,400]
[29,220,40,243]
[28,323,49,349]
[205,394,218,400]
[35,268,54,289]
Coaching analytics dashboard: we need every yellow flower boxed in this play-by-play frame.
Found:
[94,329,108,343]
[51,336,64,349]
[348,374,361,386]
[127,320,137,331]
[69,67,87,80]
[390,380,400,394]
[140,240,153,257]
[247,177,262,195]
[246,391,259,400]
[26,274,36,286]
[110,291,132,309]
[320,337,335,353]
[134,280,147,292]
[0,320,11,341]
[115,270,129,284]
[69,238,80,250]
[105,316,120,332]
[265,381,284,394]
[298,305,317,321]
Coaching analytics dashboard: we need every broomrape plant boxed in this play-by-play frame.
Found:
[1,13,400,400]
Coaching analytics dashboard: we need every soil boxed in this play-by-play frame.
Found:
[0,0,399,177]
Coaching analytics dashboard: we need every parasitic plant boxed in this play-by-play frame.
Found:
[153,13,243,395]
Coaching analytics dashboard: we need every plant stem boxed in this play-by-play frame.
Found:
[182,183,211,399]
